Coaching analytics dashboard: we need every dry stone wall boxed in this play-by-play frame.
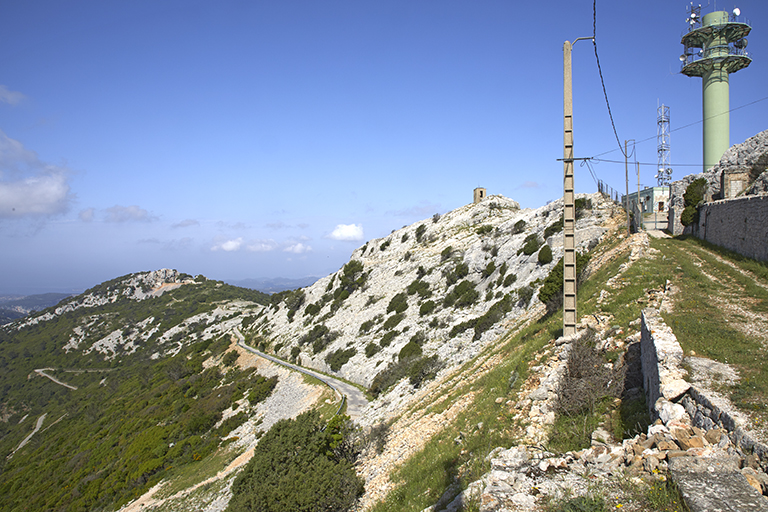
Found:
[641,307,768,466]
[695,194,768,262]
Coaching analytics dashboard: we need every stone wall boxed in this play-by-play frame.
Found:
[640,309,690,423]
[641,308,768,466]
[667,129,768,236]
[695,194,768,262]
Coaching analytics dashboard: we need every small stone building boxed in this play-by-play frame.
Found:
[473,188,487,204]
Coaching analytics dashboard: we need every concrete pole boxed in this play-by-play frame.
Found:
[562,37,591,337]
[625,140,630,233]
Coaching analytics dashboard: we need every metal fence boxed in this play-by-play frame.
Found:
[598,180,623,205]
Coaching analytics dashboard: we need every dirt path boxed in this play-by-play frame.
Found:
[681,245,768,348]
[33,368,78,390]
[7,413,46,459]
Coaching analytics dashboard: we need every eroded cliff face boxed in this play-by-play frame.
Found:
[248,192,614,389]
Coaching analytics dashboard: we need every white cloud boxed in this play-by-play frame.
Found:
[79,208,95,222]
[0,172,71,218]
[284,242,312,254]
[0,131,73,219]
[212,237,243,252]
[326,223,364,241]
[246,239,278,252]
[172,219,199,229]
[519,181,541,189]
[104,205,155,223]
[0,85,25,106]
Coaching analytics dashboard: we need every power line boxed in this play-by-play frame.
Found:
[592,0,626,158]
[590,95,768,159]
[591,157,702,167]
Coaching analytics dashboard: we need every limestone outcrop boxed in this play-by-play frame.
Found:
[250,193,612,390]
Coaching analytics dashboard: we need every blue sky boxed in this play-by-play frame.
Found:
[1,0,766,294]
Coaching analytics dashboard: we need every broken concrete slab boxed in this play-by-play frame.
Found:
[669,456,768,511]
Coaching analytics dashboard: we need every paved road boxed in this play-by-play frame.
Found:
[233,328,368,420]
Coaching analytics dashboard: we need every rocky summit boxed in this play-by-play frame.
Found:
[253,193,611,392]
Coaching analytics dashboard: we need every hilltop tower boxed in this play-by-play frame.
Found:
[473,187,487,204]
[681,5,752,172]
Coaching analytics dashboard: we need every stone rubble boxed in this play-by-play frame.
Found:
[426,231,768,511]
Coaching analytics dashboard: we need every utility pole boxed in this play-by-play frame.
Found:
[625,140,630,233]
[637,160,641,230]
[562,36,592,338]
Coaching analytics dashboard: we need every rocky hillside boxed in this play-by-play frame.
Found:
[250,193,612,390]
[0,192,619,512]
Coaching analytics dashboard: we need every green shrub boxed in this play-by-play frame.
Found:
[441,246,453,262]
[325,348,357,372]
[406,279,431,298]
[419,300,437,316]
[444,280,479,308]
[222,351,239,367]
[538,252,591,311]
[517,286,533,307]
[683,178,707,207]
[380,240,390,251]
[401,233,409,243]
[498,262,508,276]
[407,355,442,388]
[415,224,427,242]
[382,312,405,331]
[503,273,517,287]
[300,324,340,354]
[369,355,442,398]
[519,233,542,256]
[544,217,564,238]
[248,375,278,405]
[475,225,493,235]
[398,341,423,361]
[681,206,697,227]
[538,245,553,264]
[359,319,375,334]
[482,261,496,278]
[680,178,708,227]
[409,331,427,346]
[512,219,526,234]
[446,261,469,286]
[304,302,322,317]
[365,343,380,358]
[380,330,398,348]
[387,292,409,314]
[228,411,363,512]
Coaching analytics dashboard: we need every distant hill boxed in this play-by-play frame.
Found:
[224,276,320,294]
[0,293,72,325]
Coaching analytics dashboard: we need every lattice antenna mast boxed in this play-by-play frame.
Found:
[656,104,672,186]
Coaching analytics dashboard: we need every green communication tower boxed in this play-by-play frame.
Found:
[681,5,751,172]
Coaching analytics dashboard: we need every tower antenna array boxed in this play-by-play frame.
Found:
[680,3,752,171]
[656,104,673,186]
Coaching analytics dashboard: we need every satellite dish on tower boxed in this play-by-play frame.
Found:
[733,8,741,16]
[680,55,686,62]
